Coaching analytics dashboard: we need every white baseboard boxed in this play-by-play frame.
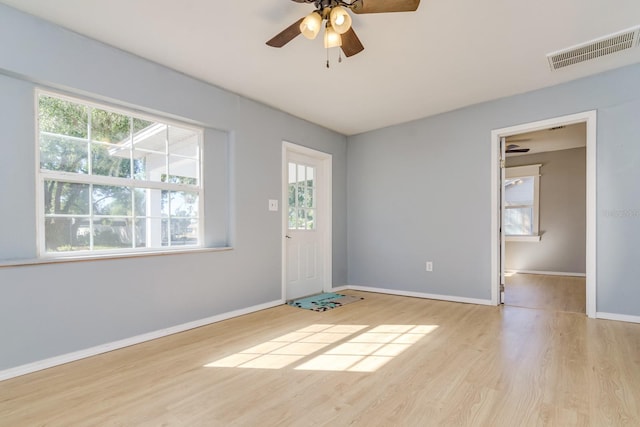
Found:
[0,299,283,382]
[596,312,640,324]
[329,285,349,292]
[347,285,494,306]
[508,270,586,277]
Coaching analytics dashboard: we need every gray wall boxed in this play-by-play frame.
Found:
[0,4,347,371]
[348,63,640,317]
[505,148,586,274]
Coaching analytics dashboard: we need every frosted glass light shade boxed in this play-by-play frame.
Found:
[330,6,352,35]
[324,26,342,48]
[300,12,322,40]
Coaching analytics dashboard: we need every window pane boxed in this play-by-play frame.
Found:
[133,150,166,181]
[133,122,166,152]
[297,184,305,207]
[298,209,306,229]
[161,190,170,217]
[44,217,89,252]
[170,191,199,217]
[288,184,296,208]
[44,181,90,215]
[170,218,198,246]
[134,218,147,248]
[505,207,533,235]
[305,188,314,208]
[133,188,147,217]
[168,126,199,157]
[297,164,306,183]
[505,177,534,207]
[136,217,164,247]
[162,218,169,246]
[40,134,88,174]
[92,185,132,216]
[288,162,296,184]
[133,118,154,134]
[91,143,131,178]
[93,218,133,249]
[307,209,315,230]
[288,207,296,230]
[168,156,198,185]
[91,108,131,144]
[39,95,88,138]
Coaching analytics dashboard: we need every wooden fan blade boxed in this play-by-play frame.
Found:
[266,18,304,48]
[351,0,420,14]
[341,27,364,57]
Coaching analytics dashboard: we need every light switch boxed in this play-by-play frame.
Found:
[268,199,278,211]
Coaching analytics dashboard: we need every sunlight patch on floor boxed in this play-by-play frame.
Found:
[204,324,438,372]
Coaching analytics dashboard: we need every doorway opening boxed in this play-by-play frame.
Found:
[282,142,332,301]
[490,111,597,317]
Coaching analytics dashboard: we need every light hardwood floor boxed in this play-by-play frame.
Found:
[1,290,639,426]
[504,273,586,314]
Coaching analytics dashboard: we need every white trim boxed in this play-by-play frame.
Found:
[347,285,494,306]
[505,235,541,242]
[0,299,283,382]
[596,312,640,324]
[507,270,586,277]
[330,285,349,292]
[491,111,597,318]
[585,113,597,319]
[281,142,333,300]
[0,246,233,268]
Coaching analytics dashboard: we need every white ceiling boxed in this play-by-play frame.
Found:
[2,0,640,135]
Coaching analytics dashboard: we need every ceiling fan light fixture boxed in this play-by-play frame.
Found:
[329,6,352,34]
[300,12,322,40]
[324,25,342,48]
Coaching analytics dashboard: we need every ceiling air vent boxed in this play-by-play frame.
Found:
[547,26,640,71]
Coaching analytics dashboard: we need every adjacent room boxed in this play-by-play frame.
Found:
[503,123,587,314]
[1,1,640,425]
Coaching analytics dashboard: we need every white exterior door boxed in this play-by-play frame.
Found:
[283,145,331,300]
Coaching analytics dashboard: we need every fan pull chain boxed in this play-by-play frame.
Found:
[338,50,342,63]
[326,48,330,68]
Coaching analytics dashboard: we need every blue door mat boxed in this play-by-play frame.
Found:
[288,292,363,312]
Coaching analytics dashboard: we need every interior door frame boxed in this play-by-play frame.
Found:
[490,111,597,317]
[281,141,333,300]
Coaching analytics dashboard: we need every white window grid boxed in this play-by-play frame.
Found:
[36,89,204,257]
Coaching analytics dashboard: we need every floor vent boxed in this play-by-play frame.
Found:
[547,26,640,71]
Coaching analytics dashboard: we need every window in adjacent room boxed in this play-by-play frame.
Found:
[37,91,203,257]
[504,164,541,242]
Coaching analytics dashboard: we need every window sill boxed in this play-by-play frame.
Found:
[0,247,233,268]
[505,235,541,242]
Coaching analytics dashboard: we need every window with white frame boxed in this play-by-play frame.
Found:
[504,164,541,241]
[37,91,203,257]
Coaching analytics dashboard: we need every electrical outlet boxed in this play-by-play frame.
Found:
[268,200,278,211]
[426,261,433,272]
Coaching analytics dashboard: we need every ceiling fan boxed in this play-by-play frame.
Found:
[266,0,421,62]
[506,144,530,153]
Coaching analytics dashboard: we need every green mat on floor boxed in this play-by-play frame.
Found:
[288,292,363,312]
